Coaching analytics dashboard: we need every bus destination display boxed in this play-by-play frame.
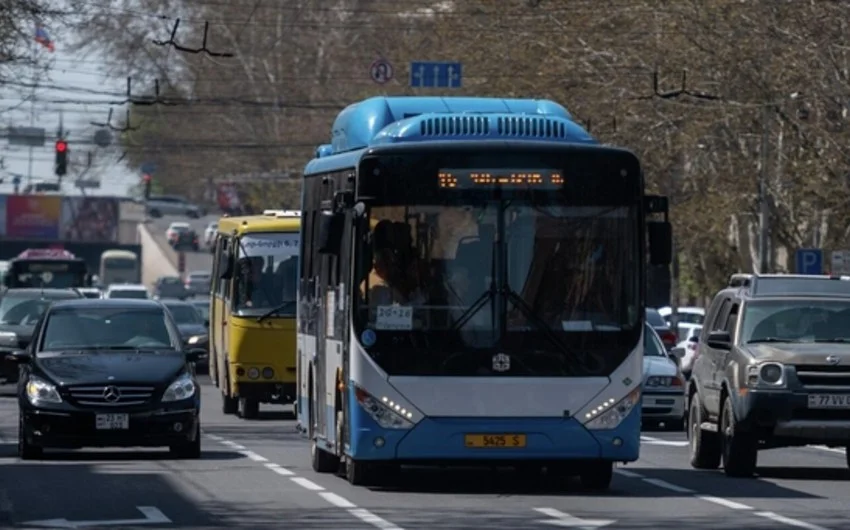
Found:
[438,169,564,190]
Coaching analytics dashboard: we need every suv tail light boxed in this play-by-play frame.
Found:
[660,330,677,349]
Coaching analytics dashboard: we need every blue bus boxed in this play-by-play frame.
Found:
[296,96,672,489]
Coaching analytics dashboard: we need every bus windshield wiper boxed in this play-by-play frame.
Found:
[257,300,297,323]
[504,288,592,374]
[814,338,850,343]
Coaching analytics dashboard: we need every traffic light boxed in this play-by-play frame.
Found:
[54,140,68,176]
[142,173,152,199]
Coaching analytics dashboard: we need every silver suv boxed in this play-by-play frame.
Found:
[147,195,203,219]
[688,273,850,477]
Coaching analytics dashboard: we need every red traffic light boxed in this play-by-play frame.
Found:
[55,140,67,153]
[142,173,152,182]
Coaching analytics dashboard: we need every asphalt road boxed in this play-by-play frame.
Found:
[1,381,849,529]
[146,214,218,277]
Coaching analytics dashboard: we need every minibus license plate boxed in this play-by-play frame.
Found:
[96,414,129,430]
[465,434,526,448]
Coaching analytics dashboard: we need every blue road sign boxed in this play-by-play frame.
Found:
[410,61,462,88]
[796,248,823,274]
[141,162,157,174]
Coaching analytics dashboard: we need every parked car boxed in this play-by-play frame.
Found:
[647,308,678,350]
[8,298,203,459]
[642,322,686,430]
[147,195,203,219]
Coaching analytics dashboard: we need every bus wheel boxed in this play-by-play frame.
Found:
[578,461,613,490]
[345,458,375,486]
[221,392,237,415]
[239,397,260,419]
[311,440,339,473]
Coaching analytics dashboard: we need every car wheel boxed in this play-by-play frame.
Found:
[720,397,758,477]
[170,423,201,459]
[688,393,721,469]
[149,209,162,218]
[18,415,42,460]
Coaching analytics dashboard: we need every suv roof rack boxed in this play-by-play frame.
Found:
[727,272,850,297]
[728,273,754,287]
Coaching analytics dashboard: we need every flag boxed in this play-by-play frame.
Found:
[35,25,54,52]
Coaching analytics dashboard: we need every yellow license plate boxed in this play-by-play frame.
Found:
[464,434,527,448]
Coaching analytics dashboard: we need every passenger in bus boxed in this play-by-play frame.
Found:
[237,256,274,308]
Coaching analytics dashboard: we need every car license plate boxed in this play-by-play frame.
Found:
[95,413,129,430]
[464,434,526,448]
[808,394,850,409]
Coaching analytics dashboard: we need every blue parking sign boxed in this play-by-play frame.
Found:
[795,249,823,275]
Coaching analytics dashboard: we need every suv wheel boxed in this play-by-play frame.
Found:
[720,397,758,477]
[149,208,162,218]
[688,393,721,469]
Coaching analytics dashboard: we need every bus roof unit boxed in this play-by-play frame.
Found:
[310,96,595,165]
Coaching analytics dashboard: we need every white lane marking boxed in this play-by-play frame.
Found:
[238,450,268,462]
[290,476,325,491]
[207,435,406,529]
[755,511,831,530]
[349,508,404,530]
[263,462,295,476]
[641,435,689,447]
[533,507,615,528]
[613,468,644,479]
[641,478,694,493]
[698,495,753,510]
[319,491,356,508]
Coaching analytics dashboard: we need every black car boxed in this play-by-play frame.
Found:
[172,230,200,252]
[153,276,189,301]
[0,288,84,383]
[161,300,209,371]
[6,298,204,460]
[647,308,678,351]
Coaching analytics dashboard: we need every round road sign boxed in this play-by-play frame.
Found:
[370,59,394,85]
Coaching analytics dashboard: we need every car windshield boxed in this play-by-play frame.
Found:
[646,309,667,328]
[171,225,189,232]
[0,294,76,325]
[41,307,179,351]
[741,299,850,343]
[644,325,668,357]
[678,325,702,342]
[233,232,299,315]
[165,304,202,324]
[675,312,705,325]
[350,147,644,377]
[109,289,147,299]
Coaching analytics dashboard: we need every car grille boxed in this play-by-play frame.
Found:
[794,365,850,390]
[66,385,156,407]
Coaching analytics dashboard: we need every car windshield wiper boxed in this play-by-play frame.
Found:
[91,345,167,352]
[747,337,804,344]
[814,338,850,343]
[257,300,297,323]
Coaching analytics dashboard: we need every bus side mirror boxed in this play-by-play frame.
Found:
[648,221,673,266]
[317,210,344,255]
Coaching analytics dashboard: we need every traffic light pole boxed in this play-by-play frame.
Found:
[25,38,36,188]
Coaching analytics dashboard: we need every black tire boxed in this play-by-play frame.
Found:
[720,397,758,477]
[346,458,376,486]
[170,424,201,459]
[239,397,259,419]
[149,209,162,218]
[221,392,237,415]
[311,439,340,473]
[578,461,613,490]
[188,210,199,219]
[18,415,42,460]
[688,393,721,469]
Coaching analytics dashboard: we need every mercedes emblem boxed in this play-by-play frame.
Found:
[102,386,121,402]
[826,355,841,366]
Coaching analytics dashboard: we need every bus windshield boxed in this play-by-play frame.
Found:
[352,147,643,377]
[104,258,136,269]
[233,231,299,316]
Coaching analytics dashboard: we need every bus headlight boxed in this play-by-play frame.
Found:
[354,386,414,430]
[583,387,641,430]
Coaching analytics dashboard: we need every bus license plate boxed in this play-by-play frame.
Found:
[95,414,129,430]
[808,394,850,409]
[464,434,526,448]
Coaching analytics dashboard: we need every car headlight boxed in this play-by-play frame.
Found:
[584,387,642,430]
[162,373,196,402]
[747,362,785,388]
[0,331,16,339]
[354,386,414,430]
[26,376,62,406]
[187,335,205,345]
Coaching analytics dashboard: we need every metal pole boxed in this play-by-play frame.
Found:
[758,105,771,273]
[26,38,36,188]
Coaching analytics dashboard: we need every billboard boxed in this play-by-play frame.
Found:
[4,195,62,239]
[60,196,119,242]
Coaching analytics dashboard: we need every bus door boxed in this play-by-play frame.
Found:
[211,235,233,388]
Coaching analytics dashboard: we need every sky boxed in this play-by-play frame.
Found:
[0,24,137,198]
